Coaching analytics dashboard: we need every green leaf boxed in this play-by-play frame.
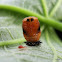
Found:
[0,0,62,62]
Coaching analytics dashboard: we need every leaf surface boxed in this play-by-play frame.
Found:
[0,0,62,62]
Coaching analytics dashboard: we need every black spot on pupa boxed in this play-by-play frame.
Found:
[23,28,26,34]
[31,18,34,21]
[27,19,29,21]
[38,26,40,32]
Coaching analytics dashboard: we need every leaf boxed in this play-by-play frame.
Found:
[0,0,62,62]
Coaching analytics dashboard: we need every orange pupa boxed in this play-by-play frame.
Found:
[22,16,42,46]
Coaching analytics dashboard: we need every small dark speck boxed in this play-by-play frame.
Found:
[38,26,40,32]
[31,18,34,21]
[23,28,26,34]
[27,19,29,21]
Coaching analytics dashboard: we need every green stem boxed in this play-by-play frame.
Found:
[0,38,26,46]
[45,30,57,62]
[41,0,48,17]
[49,0,61,17]
[0,5,62,31]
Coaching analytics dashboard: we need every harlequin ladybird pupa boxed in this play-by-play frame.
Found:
[22,16,42,46]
